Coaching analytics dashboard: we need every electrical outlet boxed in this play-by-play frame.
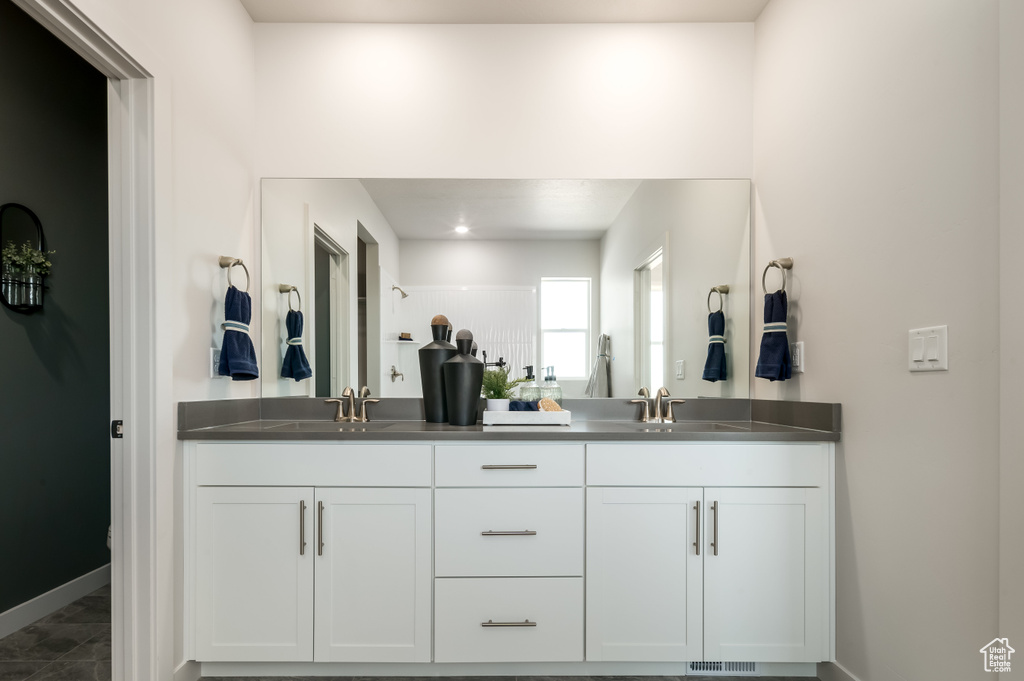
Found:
[210,348,221,378]
[790,341,805,373]
[675,359,685,379]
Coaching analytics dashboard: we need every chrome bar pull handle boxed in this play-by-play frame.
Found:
[481,619,537,627]
[711,500,719,556]
[317,501,325,556]
[693,501,700,556]
[481,464,538,470]
[481,530,537,536]
[299,500,307,556]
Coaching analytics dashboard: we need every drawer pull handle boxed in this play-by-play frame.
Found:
[693,500,700,556]
[711,500,719,556]
[318,501,325,556]
[481,530,537,536]
[299,500,307,556]
[482,619,537,627]
[481,464,538,470]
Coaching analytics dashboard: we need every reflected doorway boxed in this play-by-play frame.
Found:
[313,226,348,398]
[635,250,665,392]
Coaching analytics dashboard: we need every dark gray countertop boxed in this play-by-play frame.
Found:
[177,396,840,442]
[178,418,838,442]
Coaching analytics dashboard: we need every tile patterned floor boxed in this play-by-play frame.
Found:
[0,585,111,681]
[1,589,817,681]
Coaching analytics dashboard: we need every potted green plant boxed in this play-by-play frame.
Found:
[481,366,528,411]
[1,240,55,307]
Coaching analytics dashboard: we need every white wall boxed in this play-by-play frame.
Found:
[398,239,601,397]
[999,0,1024,656]
[254,22,753,179]
[753,2,1000,679]
[261,179,401,396]
[601,180,751,398]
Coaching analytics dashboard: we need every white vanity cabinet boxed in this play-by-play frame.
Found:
[432,444,585,663]
[586,443,832,664]
[186,443,433,663]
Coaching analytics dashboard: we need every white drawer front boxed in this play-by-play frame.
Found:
[435,444,584,487]
[195,443,432,487]
[434,577,583,662]
[586,442,829,487]
[435,488,583,577]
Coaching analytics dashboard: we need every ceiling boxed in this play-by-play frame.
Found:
[239,0,769,24]
[359,179,643,240]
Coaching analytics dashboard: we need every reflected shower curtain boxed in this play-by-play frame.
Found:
[585,333,611,397]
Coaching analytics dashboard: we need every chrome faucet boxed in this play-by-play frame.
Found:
[325,387,356,422]
[654,387,670,422]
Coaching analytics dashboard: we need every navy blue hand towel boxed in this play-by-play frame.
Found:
[217,285,259,381]
[702,310,727,382]
[281,310,312,381]
[754,291,792,381]
[509,400,540,411]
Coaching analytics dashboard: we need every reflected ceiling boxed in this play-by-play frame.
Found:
[239,0,770,24]
[359,179,642,240]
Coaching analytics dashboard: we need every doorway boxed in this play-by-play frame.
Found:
[313,226,348,398]
[635,249,665,392]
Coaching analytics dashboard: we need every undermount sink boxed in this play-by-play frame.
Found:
[264,420,396,433]
[586,420,750,433]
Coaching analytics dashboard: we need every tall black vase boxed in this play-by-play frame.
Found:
[418,324,457,423]
[443,338,484,426]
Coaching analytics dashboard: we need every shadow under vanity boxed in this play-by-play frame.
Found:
[179,397,839,678]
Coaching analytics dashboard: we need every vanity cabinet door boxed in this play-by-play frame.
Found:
[195,486,314,662]
[586,487,704,662]
[313,487,432,662]
[702,487,826,663]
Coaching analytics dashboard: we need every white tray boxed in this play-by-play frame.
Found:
[481,410,572,426]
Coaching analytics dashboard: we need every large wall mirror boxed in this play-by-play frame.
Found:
[261,179,750,400]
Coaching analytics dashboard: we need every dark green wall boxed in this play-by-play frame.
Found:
[0,0,109,612]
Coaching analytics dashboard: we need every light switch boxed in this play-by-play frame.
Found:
[911,337,925,362]
[908,326,948,372]
[790,341,805,373]
[675,359,685,379]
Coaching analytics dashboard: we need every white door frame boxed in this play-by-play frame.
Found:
[12,2,158,681]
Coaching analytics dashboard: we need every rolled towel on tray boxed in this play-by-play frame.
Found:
[754,290,792,381]
[702,310,727,382]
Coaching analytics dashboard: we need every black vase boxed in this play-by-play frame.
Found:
[418,324,457,423]
[443,338,485,426]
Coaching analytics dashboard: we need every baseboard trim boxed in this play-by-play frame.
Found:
[173,660,201,681]
[818,660,864,681]
[0,563,111,639]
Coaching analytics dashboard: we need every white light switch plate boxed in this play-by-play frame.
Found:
[211,348,222,378]
[675,360,685,379]
[790,341,805,373]
[908,325,948,372]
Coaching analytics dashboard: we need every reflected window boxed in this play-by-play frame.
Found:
[540,278,590,379]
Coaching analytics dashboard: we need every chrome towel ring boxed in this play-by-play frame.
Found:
[279,284,302,311]
[761,257,794,295]
[218,256,250,292]
[707,285,730,313]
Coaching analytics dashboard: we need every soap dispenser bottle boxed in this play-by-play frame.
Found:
[518,365,541,402]
[540,366,563,406]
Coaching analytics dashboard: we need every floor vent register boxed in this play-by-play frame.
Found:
[687,660,760,675]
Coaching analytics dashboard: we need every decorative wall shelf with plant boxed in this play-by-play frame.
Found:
[1,204,53,313]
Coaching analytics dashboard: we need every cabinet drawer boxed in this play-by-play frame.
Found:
[435,444,584,487]
[434,577,583,662]
[435,489,583,576]
[586,443,829,487]
[195,443,432,487]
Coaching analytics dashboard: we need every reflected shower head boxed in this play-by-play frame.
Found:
[392,285,409,299]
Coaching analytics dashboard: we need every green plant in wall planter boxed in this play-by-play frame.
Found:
[1,240,55,309]
[481,366,528,411]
